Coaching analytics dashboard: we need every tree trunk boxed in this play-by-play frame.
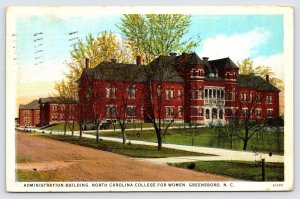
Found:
[79,123,82,139]
[243,125,249,150]
[96,123,100,143]
[64,123,67,136]
[121,128,126,146]
[156,130,162,150]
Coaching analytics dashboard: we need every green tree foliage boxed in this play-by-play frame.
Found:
[118,14,200,64]
[238,58,283,86]
[118,14,200,150]
[54,31,133,98]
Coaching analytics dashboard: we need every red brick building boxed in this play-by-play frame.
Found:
[78,53,280,125]
[39,97,78,126]
[18,100,40,127]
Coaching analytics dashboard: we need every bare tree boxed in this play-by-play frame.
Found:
[110,64,143,146]
[229,75,275,151]
[144,56,185,150]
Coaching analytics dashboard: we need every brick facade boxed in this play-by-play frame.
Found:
[18,100,40,127]
[78,53,280,125]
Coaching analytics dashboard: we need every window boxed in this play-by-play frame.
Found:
[256,94,261,103]
[165,107,174,116]
[267,95,273,104]
[141,106,144,116]
[165,90,169,100]
[111,87,116,98]
[24,110,30,116]
[191,69,195,76]
[178,90,182,99]
[198,107,202,116]
[242,108,248,117]
[106,106,110,117]
[226,72,230,79]
[198,89,202,99]
[106,86,111,98]
[111,106,116,117]
[131,87,136,99]
[213,90,216,98]
[192,107,196,116]
[60,114,64,120]
[255,109,261,117]
[232,91,235,100]
[191,89,195,99]
[240,93,247,101]
[249,93,253,102]
[199,69,203,76]
[205,89,208,98]
[127,106,136,117]
[267,109,273,117]
[170,107,174,116]
[53,105,57,111]
[170,89,174,99]
[127,87,131,99]
[165,107,170,116]
[178,106,182,117]
[233,72,236,79]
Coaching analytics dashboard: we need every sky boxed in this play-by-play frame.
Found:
[13,13,284,113]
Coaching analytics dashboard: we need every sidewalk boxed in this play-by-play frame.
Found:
[16,127,284,164]
[74,124,205,133]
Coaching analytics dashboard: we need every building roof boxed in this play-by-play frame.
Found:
[208,57,239,69]
[19,99,40,110]
[84,62,147,82]
[82,57,184,83]
[237,75,280,91]
[78,53,280,92]
[39,97,77,104]
[149,55,184,82]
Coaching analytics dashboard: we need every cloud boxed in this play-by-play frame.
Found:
[198,28,271,62]
[253,54,284,80]
[16,60,68,83]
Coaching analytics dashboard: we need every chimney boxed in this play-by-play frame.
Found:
[202,57,209,62]
[136,55,141,66]
[181,52,187,60]
[266,75,269,82]
[85,57,90,68]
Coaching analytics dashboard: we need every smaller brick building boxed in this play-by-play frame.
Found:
[18,100,40,127]
[39,97,78,126]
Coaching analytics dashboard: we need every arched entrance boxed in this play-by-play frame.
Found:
[205,109,210,119]
[212,108,218,119]
[219,109,224,119]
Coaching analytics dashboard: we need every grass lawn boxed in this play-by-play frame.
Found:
[169,161,284,181]
[45,123,80,131]
[16,170,65,182]
[44,122,189,131]
[35,133,209,158]
[86,127,284,155]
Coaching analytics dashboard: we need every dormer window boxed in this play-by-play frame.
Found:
[226,72,230,79]
[191,69,196,76]
[198,69,203,77]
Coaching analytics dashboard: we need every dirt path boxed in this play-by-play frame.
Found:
[16,132,235,181]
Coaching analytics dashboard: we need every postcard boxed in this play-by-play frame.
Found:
[6,6,293,192]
